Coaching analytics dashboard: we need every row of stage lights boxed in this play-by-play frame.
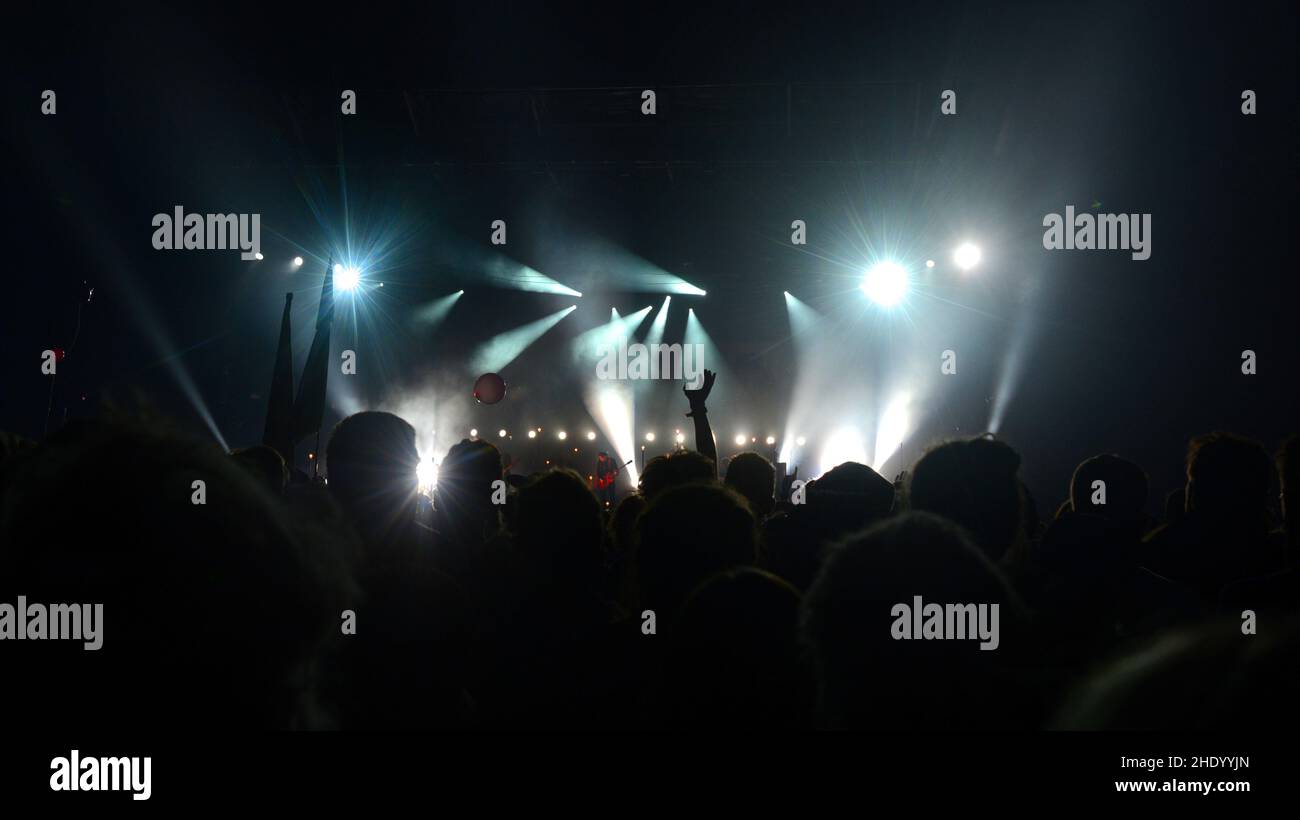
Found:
[272,240,983,307]
[465,427,805,449]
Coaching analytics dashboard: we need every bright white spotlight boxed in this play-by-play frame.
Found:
[498,429,508,438]
[469,428,478,438]
[675,432,685,444]
[586,431,596,441]
[734,434,746,447]
[925,259,935,269]
[334,265,361,291]
[644,432,655,442]
[861,261,908,306]
[765,436,776,446]
[416,459,438,494]
[558,431,568,440]
[795,436,807,447]
[254,252,264,261]
[954,242,982,271]
[527,430,537,439]
[293,256,304,267]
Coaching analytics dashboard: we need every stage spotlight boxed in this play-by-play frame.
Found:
[861,261,908,306]
[293,256,304,267]
[470,428,478,438]
[558,431,568,440]
[766,436,776,445]
[645,432,655,442]
[586,431,596,441]
[498,429,508,438]
[734,434,746,447]
[254,252,264,261]
[416,459,438,494]
[527,430,537,439]
[925,259,935,269]
[954,242,982,271]
[675,432,685,444]
[333,265,361,291]
[795,436,806,447]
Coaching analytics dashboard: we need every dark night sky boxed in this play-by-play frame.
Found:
[1,1,1296,510]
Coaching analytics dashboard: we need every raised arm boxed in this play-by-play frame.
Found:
[683,369,718,478]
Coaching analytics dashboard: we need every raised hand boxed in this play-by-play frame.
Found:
[683,369,716,415]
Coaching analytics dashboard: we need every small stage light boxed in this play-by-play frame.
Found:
[254,252,264,261]
[293,256,304,267]
[954,242,982,271]
[558,431,568,440]
[861,261,908,307]
[734,434,747,447]
[766,436,776,445]
[470,428,478,438]
[795,436,807,447]
[645,432,655,442]
[528,430,537,439]
[675,432,685,444]
[498,429,507,438]
[925,259,935,269]
[586,431,596,441]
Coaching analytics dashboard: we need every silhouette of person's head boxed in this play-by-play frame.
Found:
[1070,453,1148,523]
[325,412,420,543]
[638,450,716,502]
[801,511,1023,729]
[433,438,504,542]
[807,461,895,520]
[908,436,1024,561]
[725,451,776,519]
[1054,617,1300,729]
[1185,432,1272,522]
[0,418,348,730]
[231,444,289,498]
[635,482,756,618]
[513,467,604,586]
[663,568,811,727]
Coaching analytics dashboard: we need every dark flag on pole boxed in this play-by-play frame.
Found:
[291,257,335,447]
[262,292,295,464]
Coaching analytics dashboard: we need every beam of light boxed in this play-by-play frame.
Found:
[645,295,671,348]
[471,305,577,374]
[569,305,653,364]
[684,307,731,405]
[954,242,982,271]
[587,384,638,487]
[412,289,463,329]
[860,261,909,307]
[484,257,581,297]
[782,290,820,355]
[569,240,705,295]
[989,316,1036,435]
[873,393,911,473]
[818,426,868,478]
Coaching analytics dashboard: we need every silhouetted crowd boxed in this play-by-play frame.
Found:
[1,375,1298,731]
